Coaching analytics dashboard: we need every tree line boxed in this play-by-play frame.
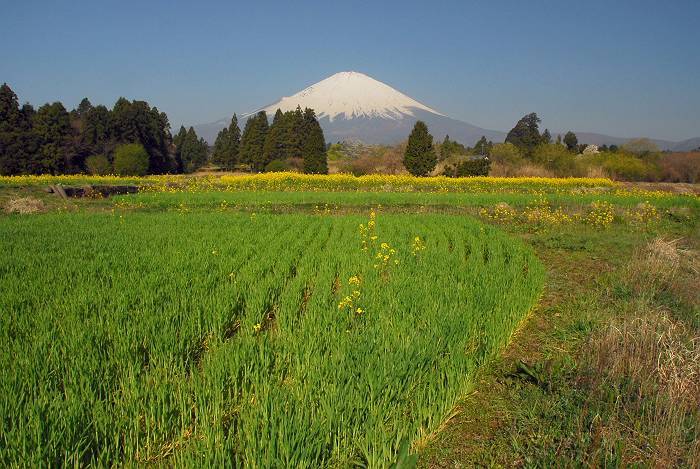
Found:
[211,107,328,174]
[0,83,328,176]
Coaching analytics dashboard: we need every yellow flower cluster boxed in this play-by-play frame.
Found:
[521,197,572,226]
[479,202,517,223]
[0,173,618,194]
[411,236,427,256]
[358,209,378,252]
[337,276,364,316]
[626,201,660,226]
[586,200,615,228]
[374,242,399,271]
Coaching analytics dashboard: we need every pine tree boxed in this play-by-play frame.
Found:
[211,114,240,170]
[262,109,285,169]
[505,113,542,156]
[32,102,75,174]
[563,131,578,152]
[178,127,208,173]
[0,83,23,174]
[301,108,328,174]
[474,136,490,155]
[541,128,552,144]
[403,121,436,176]
[441,134,452,160]
[239,111,268,172]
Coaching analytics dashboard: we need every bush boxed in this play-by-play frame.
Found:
[443,158,491,177]
[591,152,657,181]
[264,159,292,172]
[85,154,111,175]
[489,142,522,165]
[113,143,149,176]
[532,144,583,177]
[657,152,700,183]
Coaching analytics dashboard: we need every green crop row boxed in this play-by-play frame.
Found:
[0,210,543,466]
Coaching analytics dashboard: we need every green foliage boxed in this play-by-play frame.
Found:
[85,154,111,175]
[264,159,292,172]
[541,128,552,144]
[174,127,208,173]
[239,111,269,171]
[301,108,328,174]
[488,142,522,165]
[113,143,149,176]
[439,135,468,160]
[588,151,658,181]
[622,138,659,156]
[443,157,491,177]
[32,102,75,174]
[533,143,582,176]
[473,136,493,156]
[0,83,37,175]
[403,121,436,176]
[211,115,240,170]
[109,97,173,173]
[505,113,542,156]
[563,131,578,152]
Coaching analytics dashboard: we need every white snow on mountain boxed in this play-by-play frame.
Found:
[254,71,445,121]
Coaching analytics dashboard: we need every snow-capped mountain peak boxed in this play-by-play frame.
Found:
[255,71,445,121]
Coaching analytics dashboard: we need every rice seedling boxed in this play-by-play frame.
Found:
[0,209,543,466]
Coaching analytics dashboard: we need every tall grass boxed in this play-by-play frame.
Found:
[0,211,543,466]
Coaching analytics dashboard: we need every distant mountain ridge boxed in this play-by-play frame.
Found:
[193,71,698,151]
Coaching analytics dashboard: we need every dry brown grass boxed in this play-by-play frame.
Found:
[584,311,700,466]
[580,238,700,466]
[3,197,46,214]
[626,238,700,310]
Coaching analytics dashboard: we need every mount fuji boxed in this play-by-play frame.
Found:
[193,71,698,150]
[194,71,505,146]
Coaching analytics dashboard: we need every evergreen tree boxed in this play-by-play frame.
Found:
[542,128,552,144]
[211,114,241,170]
[505,112,542,156]
[563,131,578,152]
[262,109,285,167]
[76,98,93,118]
[441,134,452,160]
[284,106,304,159]
[0,83,23,174]
[239,111,269,172]
[177,127,208,173]
[474,136,493,155]
[110,98,172,173]
[403,121,436,176]
[32,102,75,174]
[301,108,328,174]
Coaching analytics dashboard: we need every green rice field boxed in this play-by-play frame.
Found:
[0,209,543,466]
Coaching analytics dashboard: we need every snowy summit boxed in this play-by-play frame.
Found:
[256,71,445,121]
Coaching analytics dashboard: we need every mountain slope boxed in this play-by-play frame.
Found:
[193,71,697,150]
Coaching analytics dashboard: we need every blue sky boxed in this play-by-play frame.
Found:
[2,0,699,141]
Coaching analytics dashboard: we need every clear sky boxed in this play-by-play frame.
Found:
[2,0,699,141]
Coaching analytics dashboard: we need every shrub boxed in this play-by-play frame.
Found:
[657,152,700,183]
[113,143,149,176]
[443,158,491,177]
[489,142,522,165]
[622,138,659,156]
[85,154,111,175]
[264,159,292,173]
[594,152,657,181]
[532,143,583,177]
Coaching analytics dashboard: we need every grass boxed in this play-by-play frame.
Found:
[0,209,543,466]
[419,215,699,467]
[1,175,698,467]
